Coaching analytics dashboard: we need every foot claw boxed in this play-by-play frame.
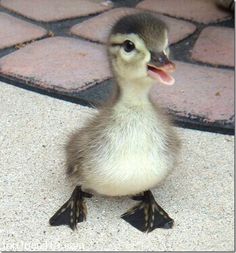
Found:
[162,219,174,229]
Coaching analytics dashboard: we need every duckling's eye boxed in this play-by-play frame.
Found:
[123,40,135,53]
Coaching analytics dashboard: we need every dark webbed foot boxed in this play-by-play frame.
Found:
[121,190,174,233]
[49,186,92,230]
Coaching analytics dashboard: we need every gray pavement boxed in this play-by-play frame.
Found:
[0,81,234,251]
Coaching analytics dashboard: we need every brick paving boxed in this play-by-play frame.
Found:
[71,7,196,44]
[0,0,234,133]
[0,0,112,22]
[0,37,111,91]
[137,0,231,24]
[150,61,234,123]
[0,12,47,49]
[192,27,234,67]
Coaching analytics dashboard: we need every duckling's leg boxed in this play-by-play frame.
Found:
[121,190,174,233]
[49,186,92,230]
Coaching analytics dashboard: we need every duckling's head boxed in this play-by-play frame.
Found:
[108,13,175,86]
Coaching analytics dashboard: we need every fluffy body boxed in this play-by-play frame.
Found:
[65,13,180,197]
[66,86,180,196]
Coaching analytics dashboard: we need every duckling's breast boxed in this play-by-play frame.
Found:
[82,103,175,196]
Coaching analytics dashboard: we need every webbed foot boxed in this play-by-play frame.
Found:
[121,190,174,233]
[49,186,92,230]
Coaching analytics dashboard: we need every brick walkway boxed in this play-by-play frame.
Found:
[0,0,234,134]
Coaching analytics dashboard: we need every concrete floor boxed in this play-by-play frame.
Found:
[0,81,234,251]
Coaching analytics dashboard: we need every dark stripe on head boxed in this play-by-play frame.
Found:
[110,13,168,51]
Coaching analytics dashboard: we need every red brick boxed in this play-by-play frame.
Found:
[150,61,234,122]
[71,7,196,44]
[0,12,47,49]
[192,27,234,67]
[0,0,112,22]
[137,0,231,24]
[0,37,111,91]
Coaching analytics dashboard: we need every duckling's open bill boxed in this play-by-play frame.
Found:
[49,12,181,233]
[147,64,175,85]
[147,51,176,85]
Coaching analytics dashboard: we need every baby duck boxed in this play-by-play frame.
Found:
[49,12,181,233]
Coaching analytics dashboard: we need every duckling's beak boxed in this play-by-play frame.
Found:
[147,51,176,85]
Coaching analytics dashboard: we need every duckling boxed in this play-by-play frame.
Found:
[49,12,181,233]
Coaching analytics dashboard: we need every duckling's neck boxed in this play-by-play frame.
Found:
[115,76,153,106]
